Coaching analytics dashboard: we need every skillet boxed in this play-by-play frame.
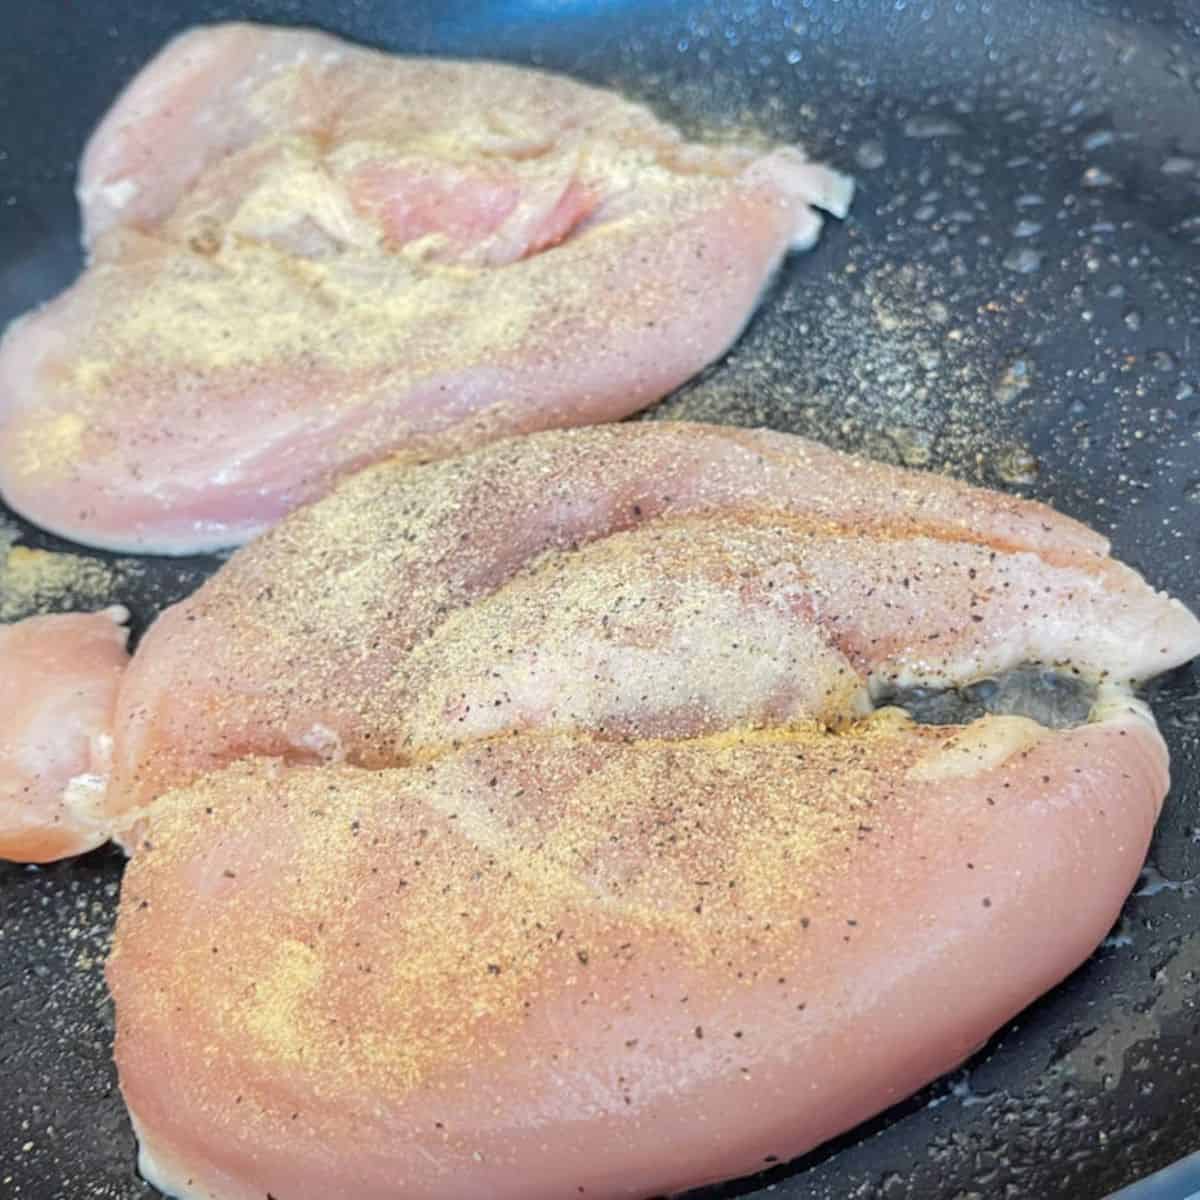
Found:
[1,2,1199,1197]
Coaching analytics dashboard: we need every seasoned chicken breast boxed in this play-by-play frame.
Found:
[92,422,1198,1196]
[0,24,851,555]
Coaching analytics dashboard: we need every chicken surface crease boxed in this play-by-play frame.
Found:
[58,422,1195,1200]
[0,22,852,555]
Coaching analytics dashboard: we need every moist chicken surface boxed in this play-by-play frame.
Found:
[101,422,1199,836]
[0,607,129,862]
[78,421,1200,1200]
[0,23,851,555]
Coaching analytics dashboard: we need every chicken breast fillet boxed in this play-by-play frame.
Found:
[96,422,1198,1199]
[0,23,852,555]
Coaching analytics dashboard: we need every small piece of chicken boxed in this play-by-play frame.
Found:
[0,607,129,862]
[0,23,852,554]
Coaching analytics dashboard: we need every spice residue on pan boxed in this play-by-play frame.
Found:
[0,521,140,622]
[649,257,1042,489]
[0,853,143,1200]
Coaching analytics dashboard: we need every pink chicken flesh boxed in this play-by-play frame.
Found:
[0,23,852,555]
[90,422,1200,1200]
[113,719,1166,1200]
[103,422,1199,827]
[0,607,129,862]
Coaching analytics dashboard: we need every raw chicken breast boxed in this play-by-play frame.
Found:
[0,607,129,862]
[109,708,1168,1200]
[0,23,852,555]
[105,422,1200,831]
[95,421,1198,1197]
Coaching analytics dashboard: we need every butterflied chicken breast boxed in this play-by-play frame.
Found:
[92,422,1198,1196]
[0,23,852,555]
[0,607,129,862]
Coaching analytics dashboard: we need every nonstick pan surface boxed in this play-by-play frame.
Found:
[2,2,1199,1197]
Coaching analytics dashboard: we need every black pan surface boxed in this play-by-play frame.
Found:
[2,2,1199,1197]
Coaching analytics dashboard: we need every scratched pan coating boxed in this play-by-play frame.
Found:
[1,2,1199,1198]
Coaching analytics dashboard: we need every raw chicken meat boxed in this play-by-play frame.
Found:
[0,23,852,555]
[104,422,1200,829]
[0,607,129,862]
[93,422,1197,1199]
[109,712,1167,1200]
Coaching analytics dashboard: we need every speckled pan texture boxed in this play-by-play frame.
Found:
[1,1,1198,1198]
